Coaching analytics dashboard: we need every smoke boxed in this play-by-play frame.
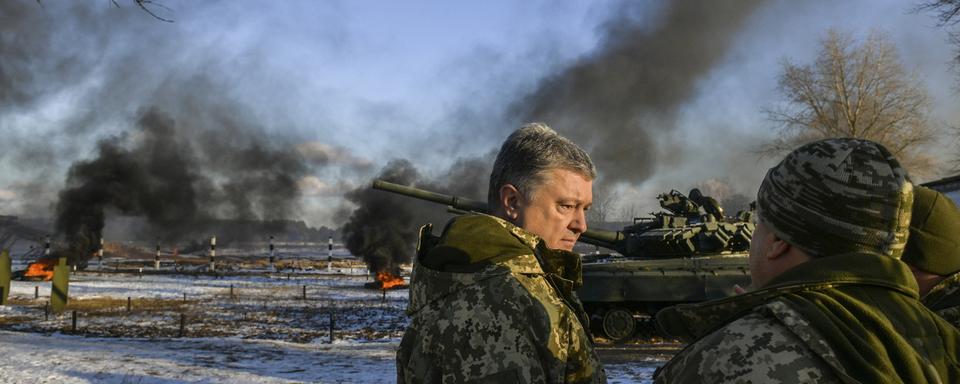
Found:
[0,2,342,263]
[691,178,753,216]
[511,0,764,185]
[0,2,98,112]
[340,154,493,274]
[55,105,310,263]
[341,1,768,271]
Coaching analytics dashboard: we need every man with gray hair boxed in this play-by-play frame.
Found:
[397,123,606,383]
[654,138,960,383]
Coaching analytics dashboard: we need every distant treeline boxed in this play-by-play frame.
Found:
[14,217,338,244]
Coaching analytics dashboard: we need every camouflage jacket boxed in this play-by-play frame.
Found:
[397,214,606,383]
[923,271,960,328]
[654,253,960,384]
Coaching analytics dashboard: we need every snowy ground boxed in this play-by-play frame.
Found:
[0,265,668,383]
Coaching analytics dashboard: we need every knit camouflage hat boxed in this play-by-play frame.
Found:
[756,138,913,258]
[901,186,960,275]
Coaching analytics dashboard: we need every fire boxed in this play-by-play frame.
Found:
[24,258,57,281]
[376,271,406,290]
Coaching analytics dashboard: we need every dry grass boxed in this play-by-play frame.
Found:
[63,297,190,316]
[0,315,33,325]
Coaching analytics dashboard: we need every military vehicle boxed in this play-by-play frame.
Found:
[373,180,754,341]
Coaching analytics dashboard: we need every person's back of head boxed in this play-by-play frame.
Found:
[901,186,960,294]
[756,138,913,258]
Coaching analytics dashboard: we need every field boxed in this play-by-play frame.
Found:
[0,251,672,383]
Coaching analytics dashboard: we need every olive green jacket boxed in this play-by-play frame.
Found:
[654,253,960,384]
[396,214,606,383]
[924,271,960,328]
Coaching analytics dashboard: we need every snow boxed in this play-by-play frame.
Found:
[0,270,665,383]
[0,331,397,383]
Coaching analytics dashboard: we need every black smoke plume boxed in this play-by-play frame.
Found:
[512,0,764,185]
[340,154,492,275]
[55,107,309,264]
[0,2,321,264]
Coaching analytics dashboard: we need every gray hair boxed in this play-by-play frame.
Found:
[487,122,596,208]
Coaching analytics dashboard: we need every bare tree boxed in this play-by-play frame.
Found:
[763,29,937,177]
[618,203,643,223]
[692,178,753,216]
[36,0,174,22]
[918,0,960,171]
[587,186,619,224]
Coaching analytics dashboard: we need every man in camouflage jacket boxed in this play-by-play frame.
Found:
[397,214,604,383]
[901,186,960,328]
[654,139,960,383]
[397,123,606,383]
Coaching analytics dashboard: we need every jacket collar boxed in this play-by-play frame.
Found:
[656,252,919,341]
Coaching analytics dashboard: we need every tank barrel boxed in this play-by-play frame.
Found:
[374,179,628,252]
[372,180,489,213]
[579,229,626,253]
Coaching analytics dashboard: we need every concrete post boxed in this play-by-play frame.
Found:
[209,236,216,272]
[98,237,104,267]
[327,236,333,272]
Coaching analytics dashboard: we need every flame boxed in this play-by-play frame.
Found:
[376,271,405,290]
[24,258,57,281]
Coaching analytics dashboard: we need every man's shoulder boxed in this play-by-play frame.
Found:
[656,306,841,384]
[925,272,960,309]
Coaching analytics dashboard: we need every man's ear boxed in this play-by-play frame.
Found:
[767,236,791,261]
[499,184,521,220]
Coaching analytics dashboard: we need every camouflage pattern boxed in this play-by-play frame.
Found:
[655,252,960,383]
[656,304,842,383]
[756,138,912,258]
[923,271,960,328]
[397,214,605,383]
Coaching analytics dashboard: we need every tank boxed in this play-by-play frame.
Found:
[575,189,754,341]
[372,180,754,341]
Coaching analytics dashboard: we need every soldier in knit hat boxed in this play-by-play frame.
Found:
[654,138,960,383]
[902,186,960,327]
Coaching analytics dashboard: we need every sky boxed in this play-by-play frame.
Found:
[1,0,959,229]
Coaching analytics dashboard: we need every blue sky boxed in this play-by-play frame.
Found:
[1,0,958,228]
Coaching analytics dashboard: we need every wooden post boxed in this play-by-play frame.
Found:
[230,284,234,298]
[381,289,386,303]
[302,285,306,300]
[179,313,186,337]
[329,312,335,343]
[183,292,187,303]
[127,297,131,312]
[71,310,77,332]
[44,301,49,320]
[34,286,39,299]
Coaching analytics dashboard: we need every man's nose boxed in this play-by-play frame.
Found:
[569,208,587,234]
